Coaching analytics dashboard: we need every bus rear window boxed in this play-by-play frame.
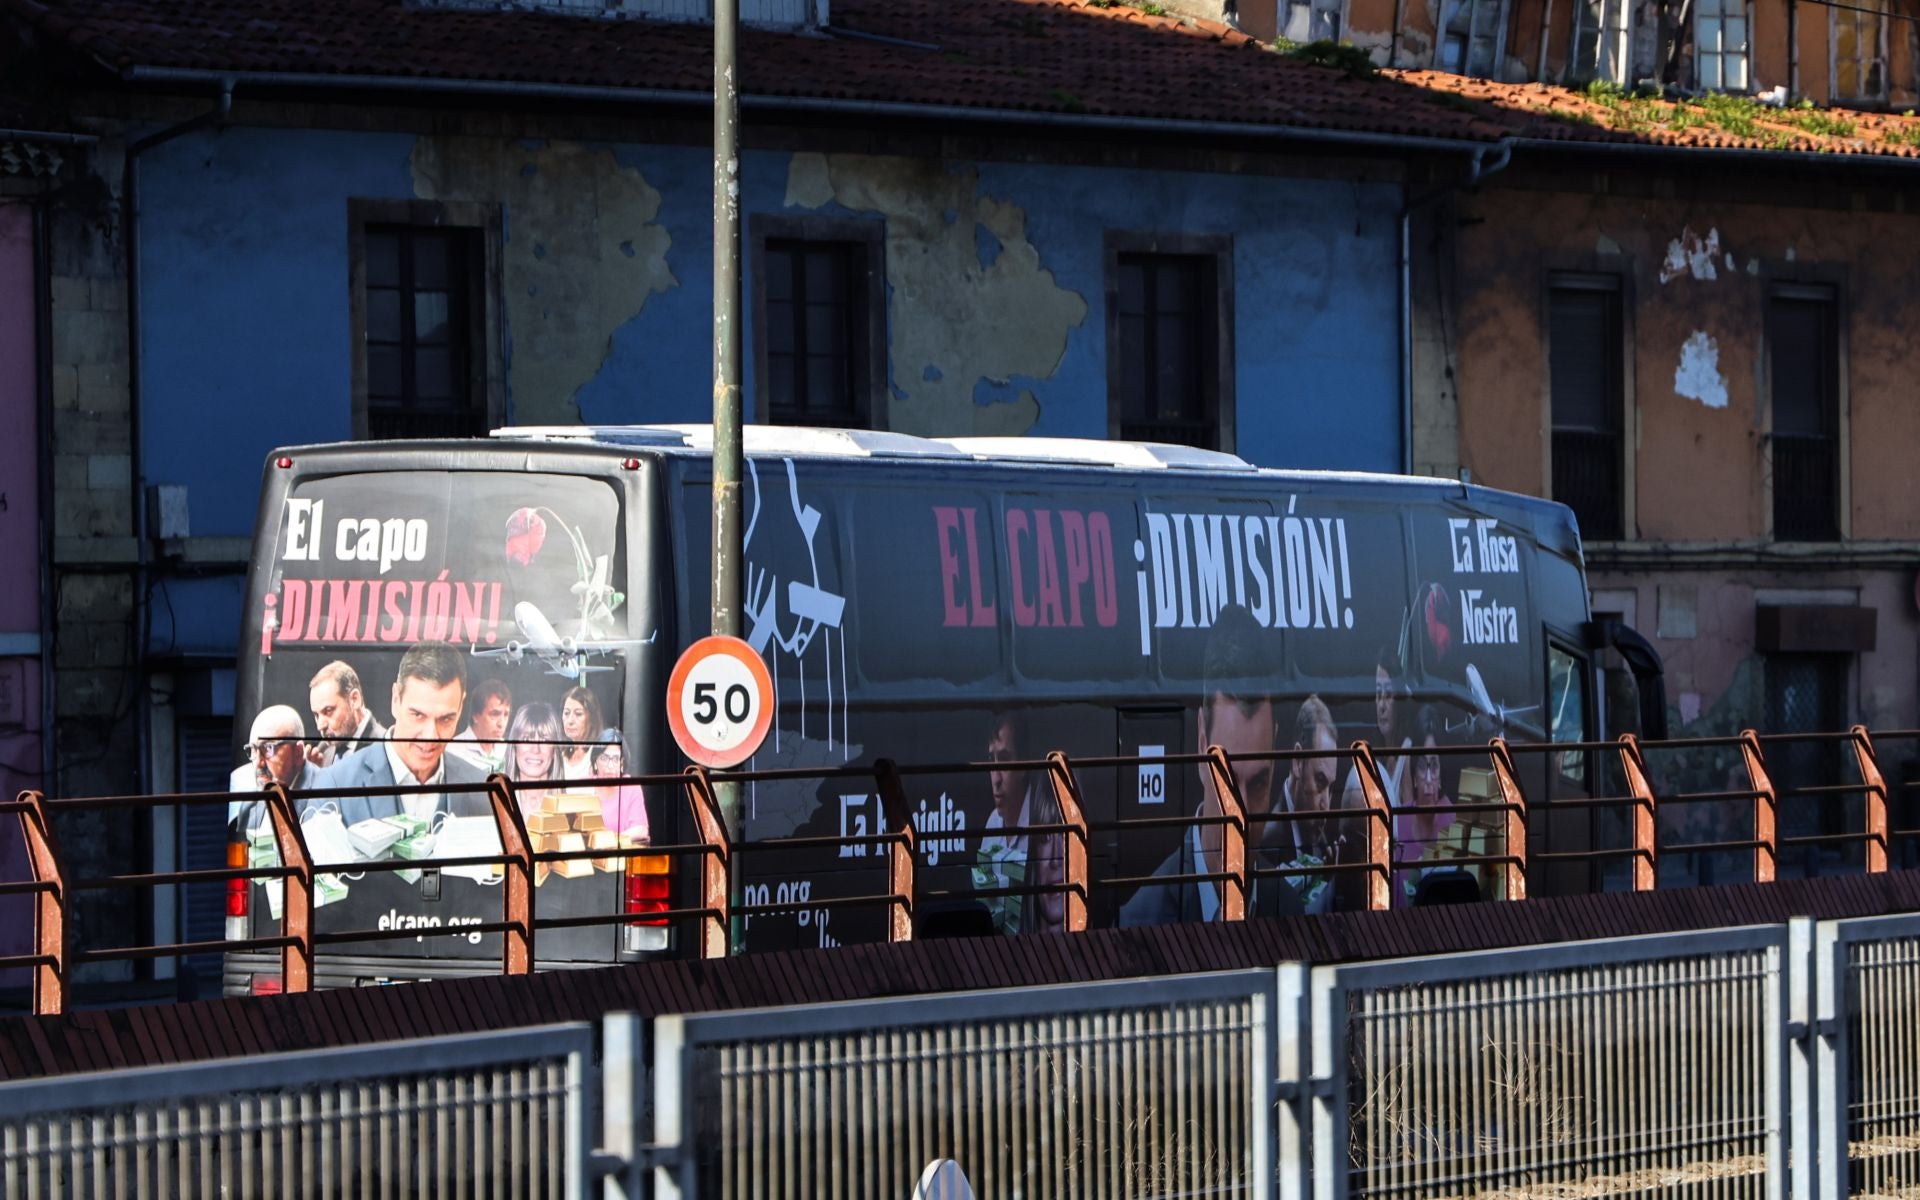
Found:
[245,470,632,781]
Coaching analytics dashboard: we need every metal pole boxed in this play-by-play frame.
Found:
[711,0,745,950]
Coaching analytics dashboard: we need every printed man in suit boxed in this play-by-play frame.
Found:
[227,704,321,835]
[305,660,387,767]
[1120,603,1310,926]
[311,642,490,825]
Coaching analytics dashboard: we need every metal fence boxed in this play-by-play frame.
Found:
[12,725,1918,1016]
[7,914,1920,1200]
[647,971,1278,1200]
[1813,912,1920,1200]
[1313,928,1788,1200]
[0,1022,592,1199]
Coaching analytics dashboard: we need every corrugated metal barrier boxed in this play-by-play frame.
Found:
[648,972,1277,1200]
[7,914,1920,1199]
[1316,928,1787,1200]
[0,1022,592,1199]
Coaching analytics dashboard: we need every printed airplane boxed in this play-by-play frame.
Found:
[470,601,653,679]
[1445,664,1543,738]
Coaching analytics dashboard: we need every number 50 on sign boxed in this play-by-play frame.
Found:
[667,636,775,768]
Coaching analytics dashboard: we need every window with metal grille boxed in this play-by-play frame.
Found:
[1112,252,1224,449]
[1438,0,1510,76]
[1694,0,1751,90]
[1548,276,1625,541]
[763,239,867,428]
[361,224,485,440]
[1765,653,1852,875]
[1833,0,1888,101]
[1769,285,1840,542]
[1281,0,1344,42]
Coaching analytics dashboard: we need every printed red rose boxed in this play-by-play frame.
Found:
[504,508,547,566]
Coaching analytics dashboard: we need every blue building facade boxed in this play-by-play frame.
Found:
[135,124,1404,660]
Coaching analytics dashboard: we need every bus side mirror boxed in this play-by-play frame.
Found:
[1584,619,1669,741]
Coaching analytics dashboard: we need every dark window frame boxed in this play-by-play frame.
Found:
[1543,270,1632,543]
[1764,276,1847,542]
[347,199,503,441]
[1103,231,1236,453]
[748,214,887,430]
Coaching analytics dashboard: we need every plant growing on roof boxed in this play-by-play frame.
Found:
[1276,37,1376,78]
[1788,109,1857,137]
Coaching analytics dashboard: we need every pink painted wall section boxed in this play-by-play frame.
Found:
[0,204,40,987]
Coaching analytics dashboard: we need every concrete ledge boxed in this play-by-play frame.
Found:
[52,537,139,565]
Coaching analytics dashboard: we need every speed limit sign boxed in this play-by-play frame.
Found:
[666,636,774,768]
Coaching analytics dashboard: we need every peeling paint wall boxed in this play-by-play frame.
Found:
[783,152,1087,437]
[411,137,676,425]
[132,123,1404,660]
[1439,178,1920,731]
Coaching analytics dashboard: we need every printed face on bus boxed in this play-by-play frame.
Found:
[389,675,465,782]
[987,719,1027,818]
[1199,694,1277,816]
[1289,721,1340,820]
[594,743,625,779]
[1374,666,1396,740]
[309,679,366,741]
[516,738,555,780]
[473,693,513,745]
[249,733,304,789]
[1414,737,1443,808]
[562,696,592,743]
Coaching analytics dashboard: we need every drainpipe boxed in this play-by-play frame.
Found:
[33,200,55,793]
[121,82,231,796]
[1398,140,1513,476]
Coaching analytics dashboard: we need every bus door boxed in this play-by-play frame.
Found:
[1539,633,1598,897]
[1113,706,1190,928]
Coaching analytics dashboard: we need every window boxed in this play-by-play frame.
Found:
[1548,276,1625,541]
[1437,0,1510,76]
[751,218,885,430]
[1833,0,1888,101]
[1568,0,1630,84]
[1769,285,1840,542]
[350,202,499,441]
[1105,234,1235,451]
[1547,641,1592,789]
[1695,0,1751,90]
[1281,0,1344,42]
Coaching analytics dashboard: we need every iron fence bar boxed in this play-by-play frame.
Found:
[1746,729,1781,884]
[1044,751,1092,933]
[1852,726,1890,875]
[18,790,67,1015]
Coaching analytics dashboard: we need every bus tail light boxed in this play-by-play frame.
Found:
[225,840,251,917]
[625,852,670,926]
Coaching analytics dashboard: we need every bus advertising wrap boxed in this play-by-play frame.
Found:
[235,471,642,960]
[680,459,1553,949]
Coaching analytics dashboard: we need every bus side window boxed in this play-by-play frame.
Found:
[1547,643,1591,788]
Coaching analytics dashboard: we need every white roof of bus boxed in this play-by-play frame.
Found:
[486,423,1502,498]
[493,424,1255,471]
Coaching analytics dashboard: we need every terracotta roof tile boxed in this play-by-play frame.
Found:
[7,0,1920,172]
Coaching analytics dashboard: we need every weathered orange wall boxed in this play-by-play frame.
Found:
[1450,183,1920,542]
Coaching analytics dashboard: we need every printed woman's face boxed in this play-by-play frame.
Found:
[517,739,554,777]
[1414,736,1442,807]
[594,746,625,779]
[1374,666,1396,737]
[563,698,590,740]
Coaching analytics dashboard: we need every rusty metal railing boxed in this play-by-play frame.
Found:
[10,725,1920,1012]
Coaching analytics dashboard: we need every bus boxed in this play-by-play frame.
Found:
[223,425,1666,992]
